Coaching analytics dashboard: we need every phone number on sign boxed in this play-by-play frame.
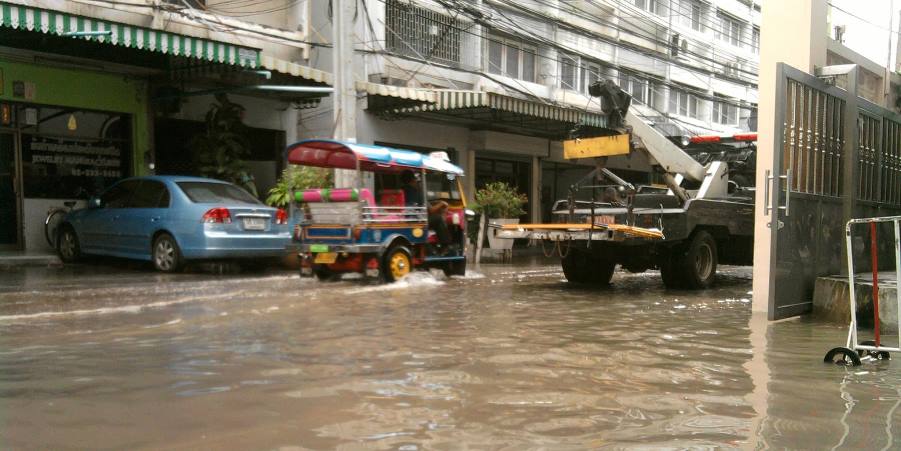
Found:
[70,168,122,177]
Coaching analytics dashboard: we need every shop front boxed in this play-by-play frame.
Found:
[0,60,149,251]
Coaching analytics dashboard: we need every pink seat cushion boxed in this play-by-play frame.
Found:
[295,188,375,206]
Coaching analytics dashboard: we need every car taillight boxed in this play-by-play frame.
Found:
[202,207,231,224]
[275,208,288,225]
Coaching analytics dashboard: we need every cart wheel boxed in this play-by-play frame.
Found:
[857,341,891,360]
[824,347,862,366]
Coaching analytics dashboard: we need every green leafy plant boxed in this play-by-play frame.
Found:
[266,165,334,207]
[473,181,527,218]
[190,93,258,197]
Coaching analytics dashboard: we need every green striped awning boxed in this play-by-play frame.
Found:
[405,90,608,128]
[0,2,260,67]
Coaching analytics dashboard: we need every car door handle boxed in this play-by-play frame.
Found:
[150,216,161,222]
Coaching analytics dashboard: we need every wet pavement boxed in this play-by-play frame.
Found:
[1,258,900,449]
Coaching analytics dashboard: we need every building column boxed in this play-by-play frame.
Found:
[465,148,476,206]
[531,155,541,225]
[753,0,828,313]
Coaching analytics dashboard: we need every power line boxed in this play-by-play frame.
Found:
[611,0,762,52]
[467,0,759,83]
[375,0,754,109]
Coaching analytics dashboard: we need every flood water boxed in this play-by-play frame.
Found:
[1,259,899,449]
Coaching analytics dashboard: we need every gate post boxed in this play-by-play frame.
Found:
[752,0,829,314]
[840,67,859,276]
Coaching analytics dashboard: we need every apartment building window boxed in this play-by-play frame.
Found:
[560,54,579,91]
[487,35,537,82]
[619,73,653,105]
[634,0,659,14]
[712,99,739,125]
[716,12,744,47]
[581,62,603,95]
[677,0,703,32]
[752,27,760,54]
[386,0,463,65]
[669,88,700,119]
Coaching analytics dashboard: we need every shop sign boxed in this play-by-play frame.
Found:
[21,134,128,198]
[26,137,123,179]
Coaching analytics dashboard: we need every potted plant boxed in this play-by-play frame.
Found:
[265,165,333,208]
[266,165,333,269]
[473,181,527,250]
[190,94,259,197]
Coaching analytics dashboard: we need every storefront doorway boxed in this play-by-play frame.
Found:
[0,132,19,248]
[0,102,134,251]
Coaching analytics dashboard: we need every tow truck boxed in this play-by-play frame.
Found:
[496,81,755,289]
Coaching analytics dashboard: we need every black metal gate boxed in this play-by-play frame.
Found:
[766,63,901,320]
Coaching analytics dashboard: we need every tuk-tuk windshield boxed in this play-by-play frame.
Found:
[426,171,462,201]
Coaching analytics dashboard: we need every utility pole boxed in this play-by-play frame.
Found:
[332,0,358,187]
[887,0,895,107]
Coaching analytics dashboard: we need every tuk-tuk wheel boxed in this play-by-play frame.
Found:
[383,246,412,282]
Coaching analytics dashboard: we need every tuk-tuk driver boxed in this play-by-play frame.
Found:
[401,170,451,249]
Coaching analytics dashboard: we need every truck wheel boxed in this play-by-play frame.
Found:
[659,251,683,289]
[562,250,615,285]
[681,230,718,289]
[562,251,590,283]
[383,245,413,282]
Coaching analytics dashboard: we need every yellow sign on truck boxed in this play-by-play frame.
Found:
[563,134,631,159]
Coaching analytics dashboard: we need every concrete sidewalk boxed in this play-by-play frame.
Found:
[813,273,900,332]
[0,251,61,269]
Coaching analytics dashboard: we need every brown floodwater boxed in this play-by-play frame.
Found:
[0,259,899,449]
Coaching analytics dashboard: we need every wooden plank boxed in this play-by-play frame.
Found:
[500,223,599,230]
[563,134,630,159]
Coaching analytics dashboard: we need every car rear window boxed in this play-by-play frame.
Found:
[176,182,261,205]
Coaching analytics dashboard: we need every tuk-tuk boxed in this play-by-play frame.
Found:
[286,139,470,282]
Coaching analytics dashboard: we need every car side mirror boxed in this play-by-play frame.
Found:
[88,197,103,209]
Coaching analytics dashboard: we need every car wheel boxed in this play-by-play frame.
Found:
[152,233,184,273]
[57,226,81,263]
[383,245,413,283]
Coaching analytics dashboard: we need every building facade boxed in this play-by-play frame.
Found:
[302,0,762,223]
[0,0,328,251]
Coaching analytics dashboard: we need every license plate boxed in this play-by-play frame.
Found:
[243,217,266,230]
[310,244,329,253]
[314,252,337,264]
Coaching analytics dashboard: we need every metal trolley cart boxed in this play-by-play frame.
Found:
[824,216,901,366]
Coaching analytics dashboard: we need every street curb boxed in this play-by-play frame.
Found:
[0,255,63,269]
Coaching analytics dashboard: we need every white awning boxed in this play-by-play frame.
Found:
[259,55,333,85]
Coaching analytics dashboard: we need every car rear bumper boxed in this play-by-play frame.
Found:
[181,230,292,259]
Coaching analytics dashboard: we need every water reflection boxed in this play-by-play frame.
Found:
[0,262,899,449]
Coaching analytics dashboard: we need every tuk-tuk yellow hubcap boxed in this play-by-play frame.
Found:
[389,252,411,280]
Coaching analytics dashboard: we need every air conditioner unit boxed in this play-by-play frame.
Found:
[722,62,739,77]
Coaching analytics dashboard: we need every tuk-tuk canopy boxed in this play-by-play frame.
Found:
[286,139,465,176]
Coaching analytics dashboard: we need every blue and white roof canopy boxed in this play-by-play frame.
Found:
[287,139,465,176]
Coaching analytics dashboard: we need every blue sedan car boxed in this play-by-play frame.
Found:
[56,176,292,272]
